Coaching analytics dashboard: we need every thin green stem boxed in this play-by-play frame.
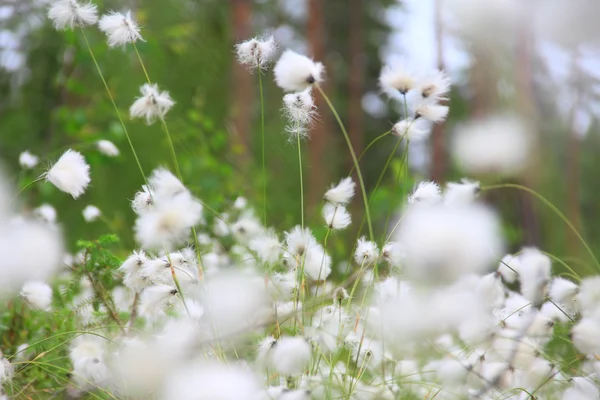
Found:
[381,140,409,243]
[350,130,391,176]
[80,29,147,187]
[259,71,267,226]
[11,176,44,203]
[161,118,183,179]
[481,183,600,270]
[316,84,374,241]
[132,42,151,84]
[297,133,304,229]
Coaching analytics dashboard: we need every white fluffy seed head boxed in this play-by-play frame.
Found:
[354,237,379,265]
[271,336,311,376]
[379,62,415,99]
[45,149,90,199]
[131,185,154,215]
[497,254,520,283]
[443,179,480,205]
[236,35,277,71]
[397,203,503,285]
[98,11,143,47]
[96,140,119,157]
[452,114,532,176]
[20,281,53,311]
[322,204,351,230]
[48,0,98,30]
[414,101,449,123]
[285,226,317,256]
[19,150,39,169]
[33,204,57,224]
[391,118,429,140]
[408,181,442,205]
[518,247,552,306]
[82,205,101,222]
[577,276,600,318]
[130,83,175,125]
[274,50,324,92]
[418,69,451,101]
[572,318,600,355]
[249,232,281,265]
[324,177,355,206]
[283,89,317,126]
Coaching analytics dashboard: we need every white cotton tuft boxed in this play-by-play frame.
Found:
[96,140,119,157]
[302,244,332,281]
[19,150,39,169]
[236,35,277,71]
[98,11,143,47]
[452,114,531,175]
[285,226,317,256]
[396,202,503,284]
[549,277,579,311]
[130,83,175,125]
[131,185,154,215]
[572,318,600,355]
[45,149,90,199]
[271,336,311,376]
[138,284,178,318]
[418,69,451,101]
[48,0,98,30]
[443,179,480,205]
[283,89,317,126]
[20,281,52,310]
[379,62,415,99]
[69,334,111,390]
[161,362,261,400]
[414,101,449,123]
[408,181,442,205]
[33,204,57,224]
[249,232,281,265]
[354,237,379,265]
[274,50,324,92]
[82,205,101,222]
[577,276,600,318]
[497,254,520,283]
[322,204,351,230]
[391,118,429,141]
[324,177,355,206]
[518,248,552,306]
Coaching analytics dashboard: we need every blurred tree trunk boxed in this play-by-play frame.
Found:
[307,0,329,214]
[347,0,365,218]
[566,51,582,255]
[229,0,252,165]
[430,0,446,183]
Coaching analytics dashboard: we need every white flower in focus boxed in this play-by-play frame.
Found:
[45,149,90,199]
[130,83,175,125]
[271,336,311,376]
[322,204,351,230]
[82,205,101,222]
[132,185,154,215]
[20,281,52,310]
[397,203,503,284]
[408,181,442,205]
[236,35,277,71]
[418,70,451,100]
[98,11,143,47]
[354,237,379,265]
[444,179,480,205]
[391,118,429,140]
[274,50,324,92]
[48,0,98,30]
[161,362,261,400]
[19,150,38,169]
[324,177,355,206]
[379,62,415,99]
[96,140,119,157]
[33,204,57,224]
[285,226,318,256]
[414,102,449,123]
[283,89,317,126]
[452,114,531,175]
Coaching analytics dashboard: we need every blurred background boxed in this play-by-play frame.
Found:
[1,0,600,272]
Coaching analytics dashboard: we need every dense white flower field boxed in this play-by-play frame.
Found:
[1,1,599,400]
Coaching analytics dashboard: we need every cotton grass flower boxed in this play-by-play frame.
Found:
[354,237,379,265]
[452,114,531,175]
[391,118,429,140]
[236,35,277,71]
[408,181,442,205]
[271,336,311,376]
[130,83,175,125]
[418,70,451,100]
[82,205,101,222]
[324,177,355,206]
[274,50,324,92]
[322,204,351,230]
[48,0,98,30]
[96,139,119,157]
[33,204,57,224]
[19,150,38,169]
[98,11,143,47]
[44,149,90,199]
[20,281,52,311]
[414,101,449,123]
[283,89,317,126]
[379,62,415,98]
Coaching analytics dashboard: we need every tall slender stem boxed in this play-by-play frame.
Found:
[482,183,600,270]
[382,140,409,243]
[297,134,304,229]
[350,130,391,175]
[315,84,374,241]
[81,29,147,187]
[258,71,267,226]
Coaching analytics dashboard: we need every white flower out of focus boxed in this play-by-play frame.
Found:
[19,150,39,169]
[82,205,101,222]
[130,83,175,125]
[96,140,119,157]
[98,11,143,47]
[20,281,53,311]
[44,149,90,199]
[397,202,503,284]
[48,0,98,30]
[274,50,324,92]
[452,114,532,175]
